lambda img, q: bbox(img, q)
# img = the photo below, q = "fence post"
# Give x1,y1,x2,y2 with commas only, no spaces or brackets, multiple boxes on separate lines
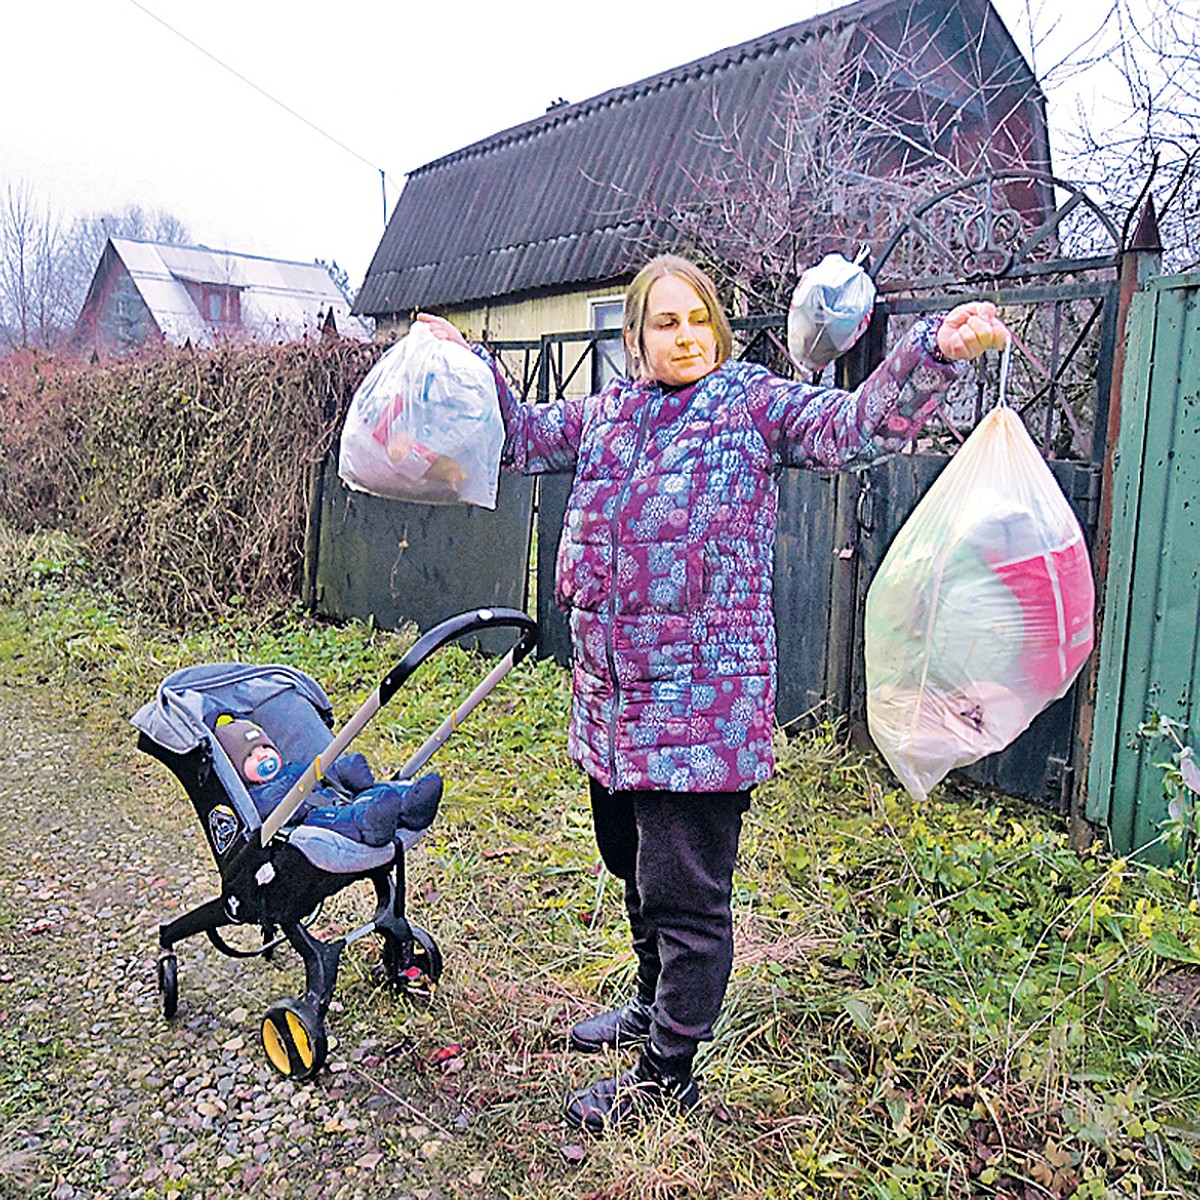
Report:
537,334,552,403
1094,199,1164,583
826,302,889,721
535,335,555,657
1073,198,1163,847
301,457,327,613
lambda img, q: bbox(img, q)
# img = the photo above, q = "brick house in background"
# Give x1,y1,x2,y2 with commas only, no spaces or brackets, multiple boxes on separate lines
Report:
354,0,1053,351
73,238,371,357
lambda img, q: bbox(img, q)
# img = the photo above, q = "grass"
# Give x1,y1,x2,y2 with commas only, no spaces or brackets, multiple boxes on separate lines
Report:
2,523,1200,1198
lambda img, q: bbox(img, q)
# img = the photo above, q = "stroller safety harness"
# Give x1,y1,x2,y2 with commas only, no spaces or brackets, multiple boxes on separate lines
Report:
132,607,537,1078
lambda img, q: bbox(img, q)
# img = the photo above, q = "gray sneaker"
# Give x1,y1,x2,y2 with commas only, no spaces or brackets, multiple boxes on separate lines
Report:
568,996,653,1053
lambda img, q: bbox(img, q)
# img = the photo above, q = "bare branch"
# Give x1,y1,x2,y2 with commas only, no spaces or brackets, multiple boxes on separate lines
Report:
1040,0,1199,267
617,16,1043,312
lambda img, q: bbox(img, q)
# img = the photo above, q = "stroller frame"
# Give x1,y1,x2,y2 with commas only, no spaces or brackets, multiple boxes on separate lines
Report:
134,608,537,1078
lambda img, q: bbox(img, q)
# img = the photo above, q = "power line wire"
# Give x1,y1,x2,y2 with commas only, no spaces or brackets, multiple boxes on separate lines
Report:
125,0,399,220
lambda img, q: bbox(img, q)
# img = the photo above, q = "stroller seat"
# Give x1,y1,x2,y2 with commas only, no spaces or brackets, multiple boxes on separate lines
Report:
286,825,396,873
132,661,442,1079
132,607,537,1080
135,661,440,862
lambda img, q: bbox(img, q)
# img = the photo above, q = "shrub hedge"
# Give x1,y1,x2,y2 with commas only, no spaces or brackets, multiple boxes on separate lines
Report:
0,337,380,621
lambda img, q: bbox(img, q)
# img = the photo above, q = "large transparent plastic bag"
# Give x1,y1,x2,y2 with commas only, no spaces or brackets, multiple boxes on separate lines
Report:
864,373,1095,801
786,251,877,373
338,322,503,508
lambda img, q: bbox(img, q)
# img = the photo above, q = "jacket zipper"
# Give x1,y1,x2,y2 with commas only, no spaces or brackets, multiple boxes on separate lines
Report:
605,384,659,787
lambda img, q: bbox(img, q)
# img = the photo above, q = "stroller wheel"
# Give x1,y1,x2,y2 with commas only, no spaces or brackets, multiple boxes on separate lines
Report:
157,953,179,1020
384,925,444,998
261,999,327,1079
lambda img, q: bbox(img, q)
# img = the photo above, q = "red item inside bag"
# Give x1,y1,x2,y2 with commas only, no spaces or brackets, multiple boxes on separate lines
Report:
991,540,1095,696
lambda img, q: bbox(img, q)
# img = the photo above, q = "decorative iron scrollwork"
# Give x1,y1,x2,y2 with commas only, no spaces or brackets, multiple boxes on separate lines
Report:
961,201,1025,277
873,171,1122,290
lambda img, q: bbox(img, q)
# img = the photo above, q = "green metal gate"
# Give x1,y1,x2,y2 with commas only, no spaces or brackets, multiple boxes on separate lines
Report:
1088,271,1200,859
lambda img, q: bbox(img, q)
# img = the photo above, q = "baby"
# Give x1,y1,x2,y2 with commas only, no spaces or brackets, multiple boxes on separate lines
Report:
213,716,440,848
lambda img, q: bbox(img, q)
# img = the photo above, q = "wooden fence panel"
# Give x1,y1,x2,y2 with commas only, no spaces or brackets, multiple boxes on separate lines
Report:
310,454,534,654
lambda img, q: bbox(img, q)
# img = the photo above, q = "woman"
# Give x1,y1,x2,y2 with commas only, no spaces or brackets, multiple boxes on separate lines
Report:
420,255,1007,1133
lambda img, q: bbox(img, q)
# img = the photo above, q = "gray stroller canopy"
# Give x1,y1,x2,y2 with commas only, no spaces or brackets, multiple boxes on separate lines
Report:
131,662,338,831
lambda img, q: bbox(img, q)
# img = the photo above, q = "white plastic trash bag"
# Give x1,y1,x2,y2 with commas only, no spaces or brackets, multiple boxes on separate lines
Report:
864,383,1095,801
338,322,503,508
787,252,877,373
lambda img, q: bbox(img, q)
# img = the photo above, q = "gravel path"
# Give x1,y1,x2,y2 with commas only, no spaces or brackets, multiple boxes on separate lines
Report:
0,675,464,1200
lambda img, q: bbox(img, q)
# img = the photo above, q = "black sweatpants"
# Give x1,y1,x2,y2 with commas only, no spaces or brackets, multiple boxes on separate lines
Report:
588,777,751,1062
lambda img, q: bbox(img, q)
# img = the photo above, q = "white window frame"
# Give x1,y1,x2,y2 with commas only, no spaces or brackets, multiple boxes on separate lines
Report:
589,296,625,392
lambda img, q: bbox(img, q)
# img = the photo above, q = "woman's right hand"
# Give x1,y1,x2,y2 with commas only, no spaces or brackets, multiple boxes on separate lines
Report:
937,302,1008,360
416,312,469,347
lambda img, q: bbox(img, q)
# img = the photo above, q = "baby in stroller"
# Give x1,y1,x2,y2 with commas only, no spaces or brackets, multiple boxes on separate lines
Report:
136,607,538,1080
211,714,441,847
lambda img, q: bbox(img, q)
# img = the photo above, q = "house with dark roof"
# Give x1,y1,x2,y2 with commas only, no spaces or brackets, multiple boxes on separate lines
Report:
354,0,1051,348
74,238,371,358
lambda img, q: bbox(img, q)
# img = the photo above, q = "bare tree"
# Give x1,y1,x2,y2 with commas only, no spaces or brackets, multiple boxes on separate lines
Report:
0,183,75,351
619,0,1198,307
619,7,1046,315
63,205,191,319
0,190,193,353
316,258,354,304
1039,0,1199,269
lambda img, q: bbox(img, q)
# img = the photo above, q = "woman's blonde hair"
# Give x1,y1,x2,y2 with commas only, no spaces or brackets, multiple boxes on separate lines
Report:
623,254,734,380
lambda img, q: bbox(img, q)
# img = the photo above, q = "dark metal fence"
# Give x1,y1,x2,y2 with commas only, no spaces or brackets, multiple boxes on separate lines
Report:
309,460,535,657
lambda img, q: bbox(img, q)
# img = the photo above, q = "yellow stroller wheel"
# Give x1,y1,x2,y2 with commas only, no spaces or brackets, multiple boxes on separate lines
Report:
261,998,327,1079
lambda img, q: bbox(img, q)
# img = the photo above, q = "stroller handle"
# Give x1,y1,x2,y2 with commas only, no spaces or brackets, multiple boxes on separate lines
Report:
254,608,538,846
379,607,537,706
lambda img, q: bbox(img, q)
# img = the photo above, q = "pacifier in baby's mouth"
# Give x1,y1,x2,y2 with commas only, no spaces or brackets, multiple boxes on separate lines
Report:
243,746,282,783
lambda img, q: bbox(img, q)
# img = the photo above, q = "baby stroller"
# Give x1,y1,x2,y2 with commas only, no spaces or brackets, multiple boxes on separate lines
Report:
132,607,537,1080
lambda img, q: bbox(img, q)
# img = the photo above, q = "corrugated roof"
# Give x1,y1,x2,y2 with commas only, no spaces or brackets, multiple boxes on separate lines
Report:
355,0,1045,317
109,238,372,345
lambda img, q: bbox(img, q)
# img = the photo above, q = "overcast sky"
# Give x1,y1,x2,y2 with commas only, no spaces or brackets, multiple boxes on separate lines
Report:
3,0,1140,291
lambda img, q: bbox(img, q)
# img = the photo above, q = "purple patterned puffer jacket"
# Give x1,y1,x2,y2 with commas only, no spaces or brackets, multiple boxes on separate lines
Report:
487,317,962,793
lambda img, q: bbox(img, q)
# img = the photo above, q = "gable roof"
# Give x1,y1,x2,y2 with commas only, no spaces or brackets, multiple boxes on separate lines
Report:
82,238,370,346
355,0,1046,318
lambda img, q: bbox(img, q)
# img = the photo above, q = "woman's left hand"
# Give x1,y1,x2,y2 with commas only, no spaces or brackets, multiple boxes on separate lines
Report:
938,302,1009,361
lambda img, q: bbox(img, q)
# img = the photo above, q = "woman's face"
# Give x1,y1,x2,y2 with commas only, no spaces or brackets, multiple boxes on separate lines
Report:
635,274,718,387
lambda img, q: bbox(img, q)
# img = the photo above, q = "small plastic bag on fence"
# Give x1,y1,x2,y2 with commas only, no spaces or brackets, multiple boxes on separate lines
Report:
338,321,503,508
864,374,1095,801
786,251,877,373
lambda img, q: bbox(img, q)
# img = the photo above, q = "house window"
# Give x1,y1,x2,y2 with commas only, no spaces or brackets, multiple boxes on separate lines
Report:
590,298,625,392
189,284,241,330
